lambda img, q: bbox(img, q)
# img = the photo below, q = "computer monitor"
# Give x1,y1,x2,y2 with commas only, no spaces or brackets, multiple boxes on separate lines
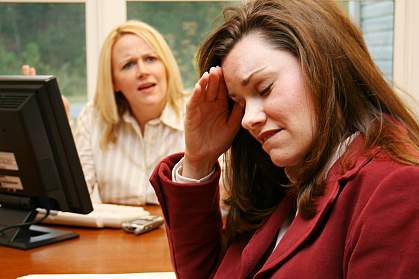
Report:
0,75,93,250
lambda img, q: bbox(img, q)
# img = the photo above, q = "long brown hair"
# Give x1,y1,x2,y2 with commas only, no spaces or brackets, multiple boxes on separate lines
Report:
197,0,419,244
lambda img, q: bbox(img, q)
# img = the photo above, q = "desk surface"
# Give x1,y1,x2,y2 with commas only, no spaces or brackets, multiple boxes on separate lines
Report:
0,205,172,279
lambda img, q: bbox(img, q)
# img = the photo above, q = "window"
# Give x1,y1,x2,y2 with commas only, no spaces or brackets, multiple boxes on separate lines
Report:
347,0,394,81
1,0,409,116
127,1,236,90
0,2,87,106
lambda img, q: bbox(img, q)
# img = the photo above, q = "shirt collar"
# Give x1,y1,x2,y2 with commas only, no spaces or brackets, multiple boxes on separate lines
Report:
324,132,359,177
121,102,184,131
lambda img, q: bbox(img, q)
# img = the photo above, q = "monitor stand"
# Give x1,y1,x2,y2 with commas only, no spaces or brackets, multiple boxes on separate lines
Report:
0,207,78,250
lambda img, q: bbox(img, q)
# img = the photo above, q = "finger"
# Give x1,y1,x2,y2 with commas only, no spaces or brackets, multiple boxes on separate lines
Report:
217,67,228,101
198,71,209,90
206,67,220,101
187,83,203,111
187,71,210,110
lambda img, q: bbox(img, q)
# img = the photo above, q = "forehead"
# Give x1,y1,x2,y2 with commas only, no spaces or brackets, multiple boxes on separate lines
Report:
222,33,276,86
112,33,154,55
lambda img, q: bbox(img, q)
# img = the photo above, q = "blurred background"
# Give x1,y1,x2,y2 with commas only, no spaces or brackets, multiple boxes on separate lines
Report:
0,0,418,117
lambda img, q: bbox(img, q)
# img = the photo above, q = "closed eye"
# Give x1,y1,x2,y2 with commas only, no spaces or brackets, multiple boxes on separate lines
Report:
259,83,273,97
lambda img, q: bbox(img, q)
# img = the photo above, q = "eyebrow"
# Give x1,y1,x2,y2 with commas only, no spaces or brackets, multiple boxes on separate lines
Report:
241,66,267,86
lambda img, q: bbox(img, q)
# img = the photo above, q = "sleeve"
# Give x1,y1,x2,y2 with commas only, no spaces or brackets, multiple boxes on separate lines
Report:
150,153,224,279
345,166,419,278
172,157,216,183
74,105,100,202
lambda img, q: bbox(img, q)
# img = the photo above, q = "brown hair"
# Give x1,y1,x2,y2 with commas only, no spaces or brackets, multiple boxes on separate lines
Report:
197,0,419,244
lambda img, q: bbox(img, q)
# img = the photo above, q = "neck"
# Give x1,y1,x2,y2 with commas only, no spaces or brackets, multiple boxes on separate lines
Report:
132,100,166,134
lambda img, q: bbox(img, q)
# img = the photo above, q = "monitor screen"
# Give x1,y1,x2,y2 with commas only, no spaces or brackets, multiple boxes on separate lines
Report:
0,75,93,249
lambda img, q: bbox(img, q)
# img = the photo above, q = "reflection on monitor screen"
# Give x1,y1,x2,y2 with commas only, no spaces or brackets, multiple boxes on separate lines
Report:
0,76,93,250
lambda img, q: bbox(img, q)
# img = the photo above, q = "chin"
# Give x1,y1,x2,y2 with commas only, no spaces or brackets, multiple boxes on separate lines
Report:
270,153,299,168
138,95,165,105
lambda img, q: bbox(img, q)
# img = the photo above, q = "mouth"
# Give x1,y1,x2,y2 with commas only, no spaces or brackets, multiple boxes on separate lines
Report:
257,129,282,144
137,82,156,91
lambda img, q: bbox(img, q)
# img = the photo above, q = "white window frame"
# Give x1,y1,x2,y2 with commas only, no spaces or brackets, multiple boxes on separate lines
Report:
394,0,419,117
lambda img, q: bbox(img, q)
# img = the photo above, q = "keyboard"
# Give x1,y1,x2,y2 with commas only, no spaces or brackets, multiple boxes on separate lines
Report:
37,203,150,228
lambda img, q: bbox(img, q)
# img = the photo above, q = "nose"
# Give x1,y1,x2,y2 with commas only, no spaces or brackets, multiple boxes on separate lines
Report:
241,97,266,131
136,60,150,78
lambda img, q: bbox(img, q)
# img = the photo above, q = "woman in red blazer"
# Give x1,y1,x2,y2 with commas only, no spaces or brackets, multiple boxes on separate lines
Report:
150,0,419,278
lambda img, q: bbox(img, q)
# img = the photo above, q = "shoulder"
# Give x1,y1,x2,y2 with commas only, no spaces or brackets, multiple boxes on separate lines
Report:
358,155,419,191
339,152,419,227
77,102,103,122
75,101,106,131
342,157,419,278
334,142,419,221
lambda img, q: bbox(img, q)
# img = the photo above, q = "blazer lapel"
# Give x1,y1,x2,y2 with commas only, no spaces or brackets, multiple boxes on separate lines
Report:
239,195,294,278
254,136,373,277
256,175,341,277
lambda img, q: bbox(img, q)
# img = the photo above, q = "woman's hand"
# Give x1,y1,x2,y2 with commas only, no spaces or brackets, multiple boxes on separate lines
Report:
21,64,36,75
183,66,244,179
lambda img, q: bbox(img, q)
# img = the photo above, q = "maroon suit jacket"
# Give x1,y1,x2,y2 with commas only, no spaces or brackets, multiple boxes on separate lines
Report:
150,137,419,278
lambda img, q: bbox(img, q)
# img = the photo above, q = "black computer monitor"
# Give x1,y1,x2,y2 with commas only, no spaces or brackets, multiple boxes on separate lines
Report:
0,75,93,250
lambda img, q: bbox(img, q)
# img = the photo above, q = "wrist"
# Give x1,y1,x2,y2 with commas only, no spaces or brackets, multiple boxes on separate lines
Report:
182,156,215,179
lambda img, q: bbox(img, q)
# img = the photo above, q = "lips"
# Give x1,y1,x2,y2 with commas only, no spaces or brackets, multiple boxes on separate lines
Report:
137,82,156,91
257,129,282,144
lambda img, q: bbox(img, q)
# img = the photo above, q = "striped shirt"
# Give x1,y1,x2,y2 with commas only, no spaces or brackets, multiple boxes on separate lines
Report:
74,102,185,205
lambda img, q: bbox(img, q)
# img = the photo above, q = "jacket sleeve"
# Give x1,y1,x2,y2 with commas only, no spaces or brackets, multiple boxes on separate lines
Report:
345,165,419,278
149,153,224,279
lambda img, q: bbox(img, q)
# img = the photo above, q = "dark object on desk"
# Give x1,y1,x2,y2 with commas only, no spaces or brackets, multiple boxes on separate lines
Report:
122,215,164,235
0,75,93,250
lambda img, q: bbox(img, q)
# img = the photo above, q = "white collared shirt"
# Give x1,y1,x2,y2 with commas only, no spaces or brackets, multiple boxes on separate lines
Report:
75,101,185,205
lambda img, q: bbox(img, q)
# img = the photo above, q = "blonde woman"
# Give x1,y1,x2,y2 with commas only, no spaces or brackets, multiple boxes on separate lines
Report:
76,20,187,205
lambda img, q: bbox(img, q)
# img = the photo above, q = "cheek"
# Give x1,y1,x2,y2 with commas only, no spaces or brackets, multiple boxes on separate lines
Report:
113,70,133,92
154,63,167,80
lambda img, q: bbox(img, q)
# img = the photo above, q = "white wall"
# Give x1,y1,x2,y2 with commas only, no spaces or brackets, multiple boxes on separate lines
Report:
394,0,419,118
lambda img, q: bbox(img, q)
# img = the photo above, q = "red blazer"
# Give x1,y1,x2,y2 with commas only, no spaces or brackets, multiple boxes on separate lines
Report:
150,137,419,278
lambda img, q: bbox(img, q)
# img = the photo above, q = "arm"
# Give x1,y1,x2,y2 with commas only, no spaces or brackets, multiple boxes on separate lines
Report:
149,67,242,278
150,153,224,279
345,166,419,278
74,105,101,202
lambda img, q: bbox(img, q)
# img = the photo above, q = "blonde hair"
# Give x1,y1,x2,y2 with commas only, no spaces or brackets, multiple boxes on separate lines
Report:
93,20,186,148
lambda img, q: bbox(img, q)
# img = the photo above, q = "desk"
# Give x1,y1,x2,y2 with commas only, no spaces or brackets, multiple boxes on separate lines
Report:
0,206,172,279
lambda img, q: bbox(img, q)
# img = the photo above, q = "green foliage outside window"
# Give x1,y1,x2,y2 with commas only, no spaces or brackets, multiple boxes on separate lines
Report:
0,3,86,104
128,1,237,91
